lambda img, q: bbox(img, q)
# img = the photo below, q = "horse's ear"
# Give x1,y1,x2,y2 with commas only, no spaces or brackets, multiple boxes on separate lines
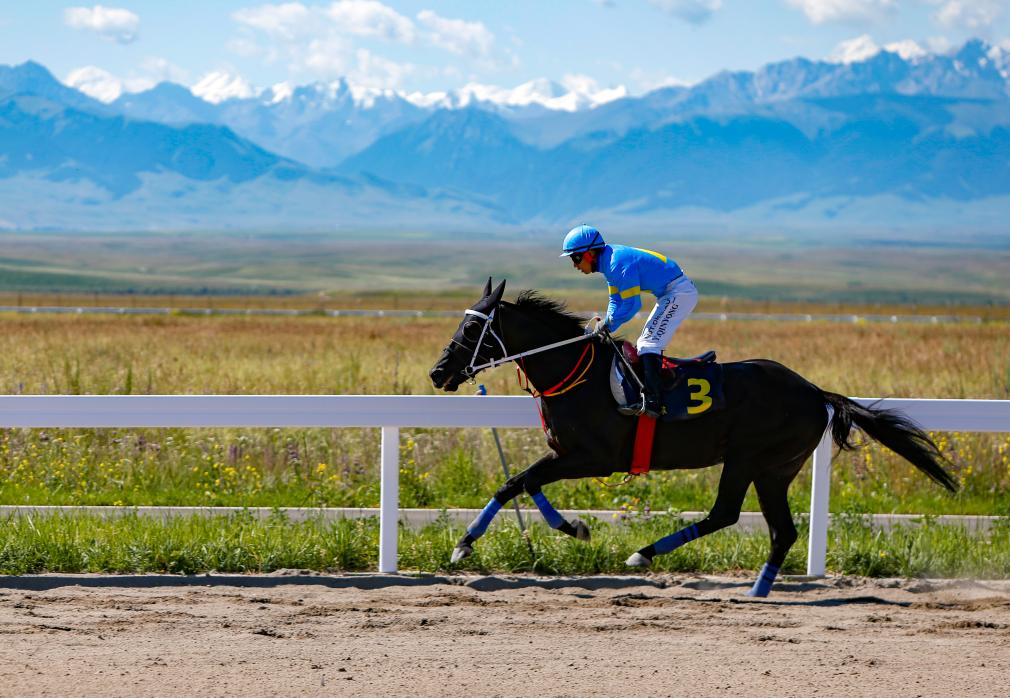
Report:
490,279,506,304
482,277,493,298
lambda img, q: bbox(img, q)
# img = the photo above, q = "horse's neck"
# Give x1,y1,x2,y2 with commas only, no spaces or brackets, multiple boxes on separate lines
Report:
501,307,604,393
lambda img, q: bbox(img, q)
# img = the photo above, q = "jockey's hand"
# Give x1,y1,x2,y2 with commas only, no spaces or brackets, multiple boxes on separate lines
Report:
584,315,604,336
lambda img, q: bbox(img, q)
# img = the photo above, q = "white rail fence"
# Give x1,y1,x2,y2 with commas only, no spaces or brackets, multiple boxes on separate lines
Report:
0,395,1007,576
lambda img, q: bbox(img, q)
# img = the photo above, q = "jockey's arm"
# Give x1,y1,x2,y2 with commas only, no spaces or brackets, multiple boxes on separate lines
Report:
603,269,642,332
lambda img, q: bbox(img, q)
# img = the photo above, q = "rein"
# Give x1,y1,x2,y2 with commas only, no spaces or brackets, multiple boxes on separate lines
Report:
455,299,638,489
463,306,593,375
459,305,596,392
517,341,595,398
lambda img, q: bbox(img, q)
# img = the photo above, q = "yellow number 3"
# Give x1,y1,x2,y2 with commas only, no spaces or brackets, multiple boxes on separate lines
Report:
687,378,712,415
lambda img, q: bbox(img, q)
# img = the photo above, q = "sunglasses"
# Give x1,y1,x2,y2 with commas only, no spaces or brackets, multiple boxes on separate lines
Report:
570,251,586,265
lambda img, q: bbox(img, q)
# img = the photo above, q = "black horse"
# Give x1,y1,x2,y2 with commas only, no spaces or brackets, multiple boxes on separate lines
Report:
428,279,957,596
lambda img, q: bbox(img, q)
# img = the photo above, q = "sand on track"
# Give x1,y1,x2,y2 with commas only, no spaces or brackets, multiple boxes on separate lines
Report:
1,572,1009,697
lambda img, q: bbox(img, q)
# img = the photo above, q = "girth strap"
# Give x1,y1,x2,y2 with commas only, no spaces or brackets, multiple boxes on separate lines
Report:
630,414,657,475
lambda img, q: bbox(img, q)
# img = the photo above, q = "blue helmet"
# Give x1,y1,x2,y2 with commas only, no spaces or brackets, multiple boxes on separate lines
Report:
559,224,605,257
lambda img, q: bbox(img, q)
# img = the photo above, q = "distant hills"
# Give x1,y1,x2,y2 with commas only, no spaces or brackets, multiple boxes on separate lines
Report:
1,39,1009,235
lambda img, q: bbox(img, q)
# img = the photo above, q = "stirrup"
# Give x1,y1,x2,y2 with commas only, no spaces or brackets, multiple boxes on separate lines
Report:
617,401,644,416
642,403,663,419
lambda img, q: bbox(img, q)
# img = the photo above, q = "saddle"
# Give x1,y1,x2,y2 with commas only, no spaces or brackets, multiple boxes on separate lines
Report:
622,341,716,377
610,342,724,421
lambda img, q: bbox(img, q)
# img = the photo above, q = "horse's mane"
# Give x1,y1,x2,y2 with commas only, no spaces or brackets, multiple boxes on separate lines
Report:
511,290,586,337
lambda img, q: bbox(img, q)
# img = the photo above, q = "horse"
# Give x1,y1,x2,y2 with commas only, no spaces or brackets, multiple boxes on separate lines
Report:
428,279,957,596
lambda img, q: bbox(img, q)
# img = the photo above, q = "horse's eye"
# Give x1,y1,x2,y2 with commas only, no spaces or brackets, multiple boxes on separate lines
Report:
461,321,484,342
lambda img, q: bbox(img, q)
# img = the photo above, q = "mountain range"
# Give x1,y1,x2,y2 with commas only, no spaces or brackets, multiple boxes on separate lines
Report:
1,39,1009,235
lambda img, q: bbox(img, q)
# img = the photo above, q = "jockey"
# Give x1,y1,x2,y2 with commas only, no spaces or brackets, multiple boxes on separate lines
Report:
561,224,698,418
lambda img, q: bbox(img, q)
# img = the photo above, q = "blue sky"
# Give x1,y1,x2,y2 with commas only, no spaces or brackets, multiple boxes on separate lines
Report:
2,1,1008,101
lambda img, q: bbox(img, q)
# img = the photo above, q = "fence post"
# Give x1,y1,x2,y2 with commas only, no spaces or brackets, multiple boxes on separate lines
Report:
379,426,399,573
806,409,834,576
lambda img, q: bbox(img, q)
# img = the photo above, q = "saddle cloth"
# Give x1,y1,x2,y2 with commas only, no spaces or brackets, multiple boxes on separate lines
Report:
610,346,725,421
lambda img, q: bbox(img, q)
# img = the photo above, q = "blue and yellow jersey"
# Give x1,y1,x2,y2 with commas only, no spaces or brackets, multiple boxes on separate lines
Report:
598,244,684,331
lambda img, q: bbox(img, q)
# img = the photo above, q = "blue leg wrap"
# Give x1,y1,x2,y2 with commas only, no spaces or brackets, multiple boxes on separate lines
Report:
466,498,502,539
747,563,780,597
532,492,565,529
654,523,700,555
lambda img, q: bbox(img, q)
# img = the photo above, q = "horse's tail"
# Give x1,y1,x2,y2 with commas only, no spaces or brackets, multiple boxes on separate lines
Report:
821,391,958,493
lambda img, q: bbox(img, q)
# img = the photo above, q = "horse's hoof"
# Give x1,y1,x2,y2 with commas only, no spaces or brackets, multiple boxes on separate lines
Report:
625,552,652,568
745,587,769,598
451,545,472,563
572,519,591,541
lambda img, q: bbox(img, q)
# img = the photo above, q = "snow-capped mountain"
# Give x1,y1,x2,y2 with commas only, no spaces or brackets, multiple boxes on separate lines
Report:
108,74,627,166
1,39,1009,232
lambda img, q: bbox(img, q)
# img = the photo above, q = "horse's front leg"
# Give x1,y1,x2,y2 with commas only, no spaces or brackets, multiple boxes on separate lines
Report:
451,451,601,563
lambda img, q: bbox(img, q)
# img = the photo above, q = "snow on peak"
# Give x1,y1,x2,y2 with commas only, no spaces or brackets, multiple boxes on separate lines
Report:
63,65,155,103
267,81,293,104
401,75,626,111
349,84,398,108
884,39,928,61
192,71,256,104
826,36,1007,70
65,65,125,102
829,35,883,64
988,40,1010,79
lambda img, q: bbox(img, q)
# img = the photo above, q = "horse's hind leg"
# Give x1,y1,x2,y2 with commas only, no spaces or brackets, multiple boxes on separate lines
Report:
747,465,803,597
626,459,752,567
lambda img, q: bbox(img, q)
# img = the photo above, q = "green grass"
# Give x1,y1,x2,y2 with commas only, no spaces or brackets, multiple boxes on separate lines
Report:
2,427,1009,516
2,511,1010,578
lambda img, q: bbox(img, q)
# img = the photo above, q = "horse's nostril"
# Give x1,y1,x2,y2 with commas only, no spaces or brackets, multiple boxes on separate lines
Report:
430,366,447,387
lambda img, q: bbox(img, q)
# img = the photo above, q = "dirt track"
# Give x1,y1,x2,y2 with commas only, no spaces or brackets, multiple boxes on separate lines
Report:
2,572,1009,697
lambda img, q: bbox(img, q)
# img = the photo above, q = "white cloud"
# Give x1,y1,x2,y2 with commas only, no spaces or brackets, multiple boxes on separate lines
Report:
930,1,1003,30
351,48,414,88
231,2,500,87
192,71,257,103
327,0,415,42
417,10,494,56
63,5,139,44
232,2,314,40
649,0,722,24
303,36,354,75
924,35,954,53
234,1,415,43
786,0,896,24
64,65,155,102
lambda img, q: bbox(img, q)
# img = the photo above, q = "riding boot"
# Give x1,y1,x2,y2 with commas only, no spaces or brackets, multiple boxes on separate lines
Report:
640,352,665,419
617,353,666,418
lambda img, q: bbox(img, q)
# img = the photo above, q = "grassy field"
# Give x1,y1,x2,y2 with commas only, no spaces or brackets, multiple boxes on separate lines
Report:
1,231,1008,576
2,512,1010,578
0,309,1007,519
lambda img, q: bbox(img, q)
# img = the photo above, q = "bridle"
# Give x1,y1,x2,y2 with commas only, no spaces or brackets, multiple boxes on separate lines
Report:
453,306,509,380
451,301,595,383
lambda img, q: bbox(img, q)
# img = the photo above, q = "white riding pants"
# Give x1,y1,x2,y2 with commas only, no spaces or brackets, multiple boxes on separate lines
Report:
636,275,698,355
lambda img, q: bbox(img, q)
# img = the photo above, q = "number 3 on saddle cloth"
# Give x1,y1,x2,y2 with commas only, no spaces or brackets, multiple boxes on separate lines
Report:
609,341,725,421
